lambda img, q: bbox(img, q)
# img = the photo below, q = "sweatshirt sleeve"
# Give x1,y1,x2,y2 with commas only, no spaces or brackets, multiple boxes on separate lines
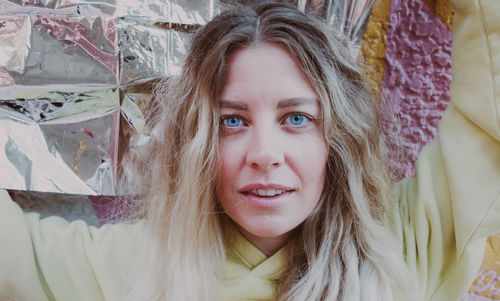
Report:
0,190,144,301
388,0,500,300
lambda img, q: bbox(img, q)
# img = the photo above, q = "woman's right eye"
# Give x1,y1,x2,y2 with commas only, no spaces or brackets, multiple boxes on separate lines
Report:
221,116,243,128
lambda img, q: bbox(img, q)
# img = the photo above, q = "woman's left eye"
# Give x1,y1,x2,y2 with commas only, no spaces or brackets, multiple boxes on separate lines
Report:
284,113,310,126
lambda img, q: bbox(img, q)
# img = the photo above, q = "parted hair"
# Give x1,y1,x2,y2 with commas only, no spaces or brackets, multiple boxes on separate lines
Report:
122,1,414,300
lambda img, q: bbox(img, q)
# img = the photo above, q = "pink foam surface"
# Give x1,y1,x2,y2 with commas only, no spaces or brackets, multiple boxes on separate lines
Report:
381,0,452,181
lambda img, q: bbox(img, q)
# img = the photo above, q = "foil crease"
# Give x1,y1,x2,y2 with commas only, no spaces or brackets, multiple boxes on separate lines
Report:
119,18,191,84
0,17,28,74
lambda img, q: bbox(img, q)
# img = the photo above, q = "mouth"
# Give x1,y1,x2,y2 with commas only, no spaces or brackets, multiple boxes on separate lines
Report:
242,188,293,198
239,185,295,208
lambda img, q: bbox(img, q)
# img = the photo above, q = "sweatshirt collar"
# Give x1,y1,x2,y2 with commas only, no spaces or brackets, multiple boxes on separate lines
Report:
224,222,287,280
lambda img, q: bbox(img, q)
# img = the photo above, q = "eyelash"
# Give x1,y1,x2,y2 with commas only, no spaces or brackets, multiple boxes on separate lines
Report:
220,115,247,129
283,113,312,126
219,112,314,130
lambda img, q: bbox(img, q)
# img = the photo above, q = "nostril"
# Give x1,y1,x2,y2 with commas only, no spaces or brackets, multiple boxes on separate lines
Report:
245,144,285,169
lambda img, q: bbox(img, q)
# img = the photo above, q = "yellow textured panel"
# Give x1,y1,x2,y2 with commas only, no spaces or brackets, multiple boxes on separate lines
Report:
423,0,455,30
359,0,392,103
467,234,500,298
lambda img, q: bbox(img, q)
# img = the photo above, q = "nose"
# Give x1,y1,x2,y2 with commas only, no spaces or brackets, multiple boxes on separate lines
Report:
245,125,284,170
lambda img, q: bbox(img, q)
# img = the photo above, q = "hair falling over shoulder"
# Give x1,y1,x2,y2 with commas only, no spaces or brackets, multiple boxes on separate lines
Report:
120,1,416,300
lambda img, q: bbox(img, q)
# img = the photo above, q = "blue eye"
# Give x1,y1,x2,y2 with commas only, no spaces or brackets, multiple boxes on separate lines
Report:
285,114,309,126
222,116,242,127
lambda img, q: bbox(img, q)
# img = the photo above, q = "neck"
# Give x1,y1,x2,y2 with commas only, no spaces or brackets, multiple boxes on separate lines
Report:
235,224,290,256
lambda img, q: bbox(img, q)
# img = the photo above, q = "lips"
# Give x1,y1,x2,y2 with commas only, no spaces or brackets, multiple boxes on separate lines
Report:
248,188,285,197
240,184,295,195
239,184,295,208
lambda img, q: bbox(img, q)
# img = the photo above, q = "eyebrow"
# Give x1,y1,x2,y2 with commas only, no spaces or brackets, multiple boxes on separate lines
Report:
219,100,248,110
277,97,319,108
219,97,318,110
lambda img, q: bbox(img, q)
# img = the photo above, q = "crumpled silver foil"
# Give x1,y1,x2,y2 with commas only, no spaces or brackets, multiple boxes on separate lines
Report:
0,0,374,197
119,18,192,84
0,86,120,195
0,14,119,85
3,0,225,24
0,14,194,86
297,0,375,55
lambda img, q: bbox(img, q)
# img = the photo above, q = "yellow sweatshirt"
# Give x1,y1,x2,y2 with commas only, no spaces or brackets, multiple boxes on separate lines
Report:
0,0,499,300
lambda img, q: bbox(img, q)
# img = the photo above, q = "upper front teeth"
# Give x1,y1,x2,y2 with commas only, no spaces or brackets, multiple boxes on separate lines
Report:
250,189,284,197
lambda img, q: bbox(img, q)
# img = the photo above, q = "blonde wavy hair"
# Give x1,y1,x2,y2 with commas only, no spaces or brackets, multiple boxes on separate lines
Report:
122,2,414,300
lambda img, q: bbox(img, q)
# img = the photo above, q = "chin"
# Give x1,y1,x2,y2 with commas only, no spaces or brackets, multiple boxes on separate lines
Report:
243,220,295,239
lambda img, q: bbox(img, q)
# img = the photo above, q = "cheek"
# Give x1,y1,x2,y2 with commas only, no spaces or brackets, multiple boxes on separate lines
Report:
299,139,328,196
216,140,243,198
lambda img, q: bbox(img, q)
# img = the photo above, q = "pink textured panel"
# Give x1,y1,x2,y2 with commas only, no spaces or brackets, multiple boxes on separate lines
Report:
381,0,452,181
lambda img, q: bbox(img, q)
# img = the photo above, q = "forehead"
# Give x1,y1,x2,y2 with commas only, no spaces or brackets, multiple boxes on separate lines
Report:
220,42,317,103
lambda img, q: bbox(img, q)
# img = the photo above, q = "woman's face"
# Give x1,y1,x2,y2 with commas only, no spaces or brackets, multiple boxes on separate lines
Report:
216,42,329,255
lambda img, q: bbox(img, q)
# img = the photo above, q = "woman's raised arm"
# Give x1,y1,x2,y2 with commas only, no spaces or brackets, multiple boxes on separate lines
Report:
389,0,500,299
0,190,144,301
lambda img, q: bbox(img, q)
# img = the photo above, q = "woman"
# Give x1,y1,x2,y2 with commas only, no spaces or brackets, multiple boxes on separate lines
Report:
124,2,412,300
1,0,499,300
